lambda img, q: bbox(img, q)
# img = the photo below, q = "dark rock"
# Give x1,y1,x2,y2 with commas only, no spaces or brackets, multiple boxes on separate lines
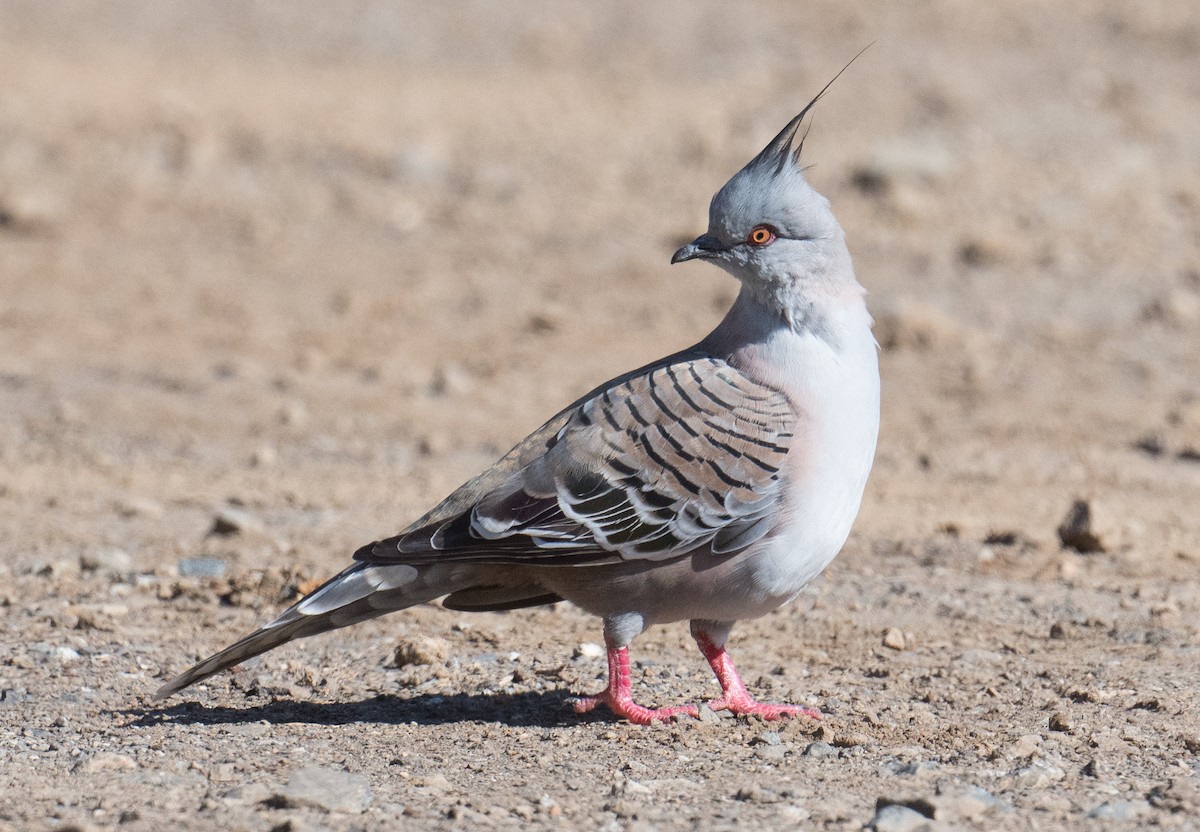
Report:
1057,499,1106,553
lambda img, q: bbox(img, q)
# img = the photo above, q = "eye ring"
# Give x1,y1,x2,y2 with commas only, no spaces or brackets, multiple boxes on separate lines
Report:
747,225,776,246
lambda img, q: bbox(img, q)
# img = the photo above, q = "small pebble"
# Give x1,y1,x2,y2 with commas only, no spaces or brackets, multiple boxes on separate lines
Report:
274,765,372,813
1087,800,1151,821
38,559,81,580
867,804,930,832
414,773,452,793
537,794,562,817
573,642,604,659
79,548,133,574
882,627,906,651
209,506,263,537
958,649,1003,665
114,496,165,518
178,557,228,579
1014,760,1065,789
391,636,450,667
251,445,278,467
614,777,651,796
429,363,473,397
833,730,873,748
1010,734,1042,758
1142,288,1200,327
935,785,1008,821
959,235,1010,267
733,784,775,802
78,752,137,773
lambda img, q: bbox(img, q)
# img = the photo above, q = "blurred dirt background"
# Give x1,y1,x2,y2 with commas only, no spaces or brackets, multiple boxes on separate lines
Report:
2,2,1199,830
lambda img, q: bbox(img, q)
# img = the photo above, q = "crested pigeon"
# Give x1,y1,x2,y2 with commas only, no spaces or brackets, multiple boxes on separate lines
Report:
156,79,880,724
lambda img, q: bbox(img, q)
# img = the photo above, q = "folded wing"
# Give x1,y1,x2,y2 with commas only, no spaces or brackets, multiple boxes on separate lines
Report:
359,357,796,567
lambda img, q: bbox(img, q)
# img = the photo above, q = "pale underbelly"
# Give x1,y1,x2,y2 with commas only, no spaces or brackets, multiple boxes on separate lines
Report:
535,519,848,628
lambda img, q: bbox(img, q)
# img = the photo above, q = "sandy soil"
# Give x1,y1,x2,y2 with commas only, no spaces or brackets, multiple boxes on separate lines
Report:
2,2,1199,830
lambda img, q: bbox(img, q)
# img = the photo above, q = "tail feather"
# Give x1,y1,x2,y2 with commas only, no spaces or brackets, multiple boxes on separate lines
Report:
153,562,448,700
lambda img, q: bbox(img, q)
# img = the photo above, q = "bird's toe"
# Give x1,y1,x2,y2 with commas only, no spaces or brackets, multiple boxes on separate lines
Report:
706,694,821,721
569,690,699,725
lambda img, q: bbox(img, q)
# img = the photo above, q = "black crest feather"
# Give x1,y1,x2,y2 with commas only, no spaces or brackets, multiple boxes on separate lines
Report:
750,45,872,174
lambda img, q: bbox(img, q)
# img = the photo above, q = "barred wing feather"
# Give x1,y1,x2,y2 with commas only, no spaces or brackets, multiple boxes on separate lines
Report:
358,357,795,566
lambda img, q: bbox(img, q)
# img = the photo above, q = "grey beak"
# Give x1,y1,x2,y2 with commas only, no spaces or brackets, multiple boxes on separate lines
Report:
671,234,725,264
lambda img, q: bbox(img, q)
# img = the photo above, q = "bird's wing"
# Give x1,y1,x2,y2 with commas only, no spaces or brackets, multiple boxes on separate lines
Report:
358,355,796,566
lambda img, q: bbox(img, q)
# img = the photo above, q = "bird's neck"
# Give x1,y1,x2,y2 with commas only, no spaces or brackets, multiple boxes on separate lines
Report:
701,282,871,358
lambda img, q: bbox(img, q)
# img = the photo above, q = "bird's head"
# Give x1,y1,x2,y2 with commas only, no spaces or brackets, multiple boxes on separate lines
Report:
672,67,863,319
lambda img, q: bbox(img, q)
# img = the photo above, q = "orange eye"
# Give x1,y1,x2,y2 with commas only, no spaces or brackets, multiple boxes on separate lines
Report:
748,225,776,246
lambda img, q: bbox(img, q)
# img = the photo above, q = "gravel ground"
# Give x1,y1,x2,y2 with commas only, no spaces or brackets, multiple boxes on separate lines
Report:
2,2,1199,830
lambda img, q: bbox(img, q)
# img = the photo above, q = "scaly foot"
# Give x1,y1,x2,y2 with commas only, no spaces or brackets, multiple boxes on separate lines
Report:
570,644,699,725
705,692,821,721
570,690,699,724
694,630,822,721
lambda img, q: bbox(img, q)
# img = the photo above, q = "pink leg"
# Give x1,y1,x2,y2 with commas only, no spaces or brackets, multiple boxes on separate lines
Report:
570,645,700,725
695,632,821,721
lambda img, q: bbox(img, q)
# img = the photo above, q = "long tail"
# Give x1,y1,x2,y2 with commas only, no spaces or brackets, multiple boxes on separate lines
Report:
154,561,454,700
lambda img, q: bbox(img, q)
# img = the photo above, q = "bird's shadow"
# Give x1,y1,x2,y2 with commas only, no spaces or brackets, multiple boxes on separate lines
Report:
125,689,602,729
